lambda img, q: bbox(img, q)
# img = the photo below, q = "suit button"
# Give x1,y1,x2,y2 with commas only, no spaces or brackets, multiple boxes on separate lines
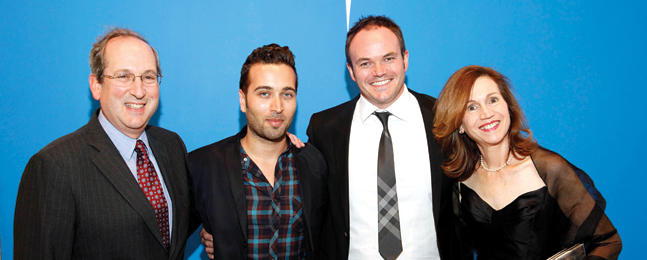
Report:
243,242,248,248
344,232,349,238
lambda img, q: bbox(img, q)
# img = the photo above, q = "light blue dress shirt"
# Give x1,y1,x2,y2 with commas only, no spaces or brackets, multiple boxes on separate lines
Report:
98,110,174,237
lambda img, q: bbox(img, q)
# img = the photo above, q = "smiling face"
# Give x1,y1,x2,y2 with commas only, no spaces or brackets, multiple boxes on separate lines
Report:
460,76,511,149
346,26,409,109
240,63,297,142
89,36,159,139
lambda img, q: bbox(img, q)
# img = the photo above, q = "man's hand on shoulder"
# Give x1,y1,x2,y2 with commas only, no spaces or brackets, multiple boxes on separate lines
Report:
287,132,305,148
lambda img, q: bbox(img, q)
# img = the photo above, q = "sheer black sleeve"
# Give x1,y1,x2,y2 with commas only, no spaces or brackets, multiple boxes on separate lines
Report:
533,148,621,260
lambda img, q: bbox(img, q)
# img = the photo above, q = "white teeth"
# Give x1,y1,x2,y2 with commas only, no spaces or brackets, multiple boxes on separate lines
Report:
480,121,499,130
126,103,144,109
371,79,391,86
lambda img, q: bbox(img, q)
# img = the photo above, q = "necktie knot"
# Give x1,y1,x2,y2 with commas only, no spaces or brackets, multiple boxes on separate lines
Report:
374,111,391,129
135,140,147,155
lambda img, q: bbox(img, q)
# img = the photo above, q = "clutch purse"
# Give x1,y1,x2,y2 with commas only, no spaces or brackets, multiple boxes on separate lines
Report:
547,243,585,260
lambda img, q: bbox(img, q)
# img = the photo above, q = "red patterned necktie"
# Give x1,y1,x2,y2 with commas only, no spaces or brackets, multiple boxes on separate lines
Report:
135,140,170,248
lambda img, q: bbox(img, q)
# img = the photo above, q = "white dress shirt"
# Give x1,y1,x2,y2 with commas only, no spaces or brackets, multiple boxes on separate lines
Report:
98,110,174,236
348,86,440,259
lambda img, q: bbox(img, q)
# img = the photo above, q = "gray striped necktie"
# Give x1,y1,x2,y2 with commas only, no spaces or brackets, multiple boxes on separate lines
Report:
374,111,402,260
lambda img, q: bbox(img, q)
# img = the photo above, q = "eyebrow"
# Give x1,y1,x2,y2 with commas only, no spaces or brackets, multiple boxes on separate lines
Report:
383,51,397,58
282,86,296,92
114,69,158,74
355,57,371,65
354,51,398,65
467,92,501,103
253,86,273,92
253,86,296,92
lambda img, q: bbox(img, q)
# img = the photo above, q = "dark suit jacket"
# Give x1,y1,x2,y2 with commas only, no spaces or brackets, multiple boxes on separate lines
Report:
188,128,328,259
306,90,469,260
14,110,198,260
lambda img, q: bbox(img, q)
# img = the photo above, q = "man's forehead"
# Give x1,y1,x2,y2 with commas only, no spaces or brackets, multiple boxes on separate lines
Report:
105,36,150,52
103,36,156,69
354,26,396,41
349,27,401,58
246,63,296,93
249,63,296,78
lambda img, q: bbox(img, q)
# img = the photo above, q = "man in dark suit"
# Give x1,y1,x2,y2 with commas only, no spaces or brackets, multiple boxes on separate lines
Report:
14,28,198,259
306,16,469,259
189,44,327,259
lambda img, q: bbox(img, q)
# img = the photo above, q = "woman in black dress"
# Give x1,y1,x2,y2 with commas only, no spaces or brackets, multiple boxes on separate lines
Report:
432,65,621,259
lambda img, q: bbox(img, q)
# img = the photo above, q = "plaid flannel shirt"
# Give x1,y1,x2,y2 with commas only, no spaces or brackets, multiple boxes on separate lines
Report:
241,143,305,259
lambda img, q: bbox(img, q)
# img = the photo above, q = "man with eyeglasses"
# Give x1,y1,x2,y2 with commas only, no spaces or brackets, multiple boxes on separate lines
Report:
189,44,327,259
14,27,199,259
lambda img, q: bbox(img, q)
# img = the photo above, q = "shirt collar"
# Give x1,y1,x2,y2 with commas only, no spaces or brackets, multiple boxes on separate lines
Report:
357,84,415,123
239,131,294,159
98,110,150,161
239,133,294,175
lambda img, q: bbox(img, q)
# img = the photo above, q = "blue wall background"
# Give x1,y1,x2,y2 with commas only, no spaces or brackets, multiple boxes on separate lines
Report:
1,1,644,259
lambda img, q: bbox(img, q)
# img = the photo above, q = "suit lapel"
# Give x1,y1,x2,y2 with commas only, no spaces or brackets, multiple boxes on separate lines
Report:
294,148,315,251
411,90,444,224
148,133,175,203
225,130,248,239
333,97,358,229
147,130,179,257
86,117,166,249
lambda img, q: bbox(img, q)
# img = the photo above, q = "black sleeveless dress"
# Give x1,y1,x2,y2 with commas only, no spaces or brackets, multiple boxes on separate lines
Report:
455,148,621,260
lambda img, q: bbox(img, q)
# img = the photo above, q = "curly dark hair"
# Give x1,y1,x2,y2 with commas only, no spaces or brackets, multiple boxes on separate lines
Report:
240,43,297,93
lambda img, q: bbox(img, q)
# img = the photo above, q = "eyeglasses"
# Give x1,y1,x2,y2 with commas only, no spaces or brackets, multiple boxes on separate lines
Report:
103,72,162,86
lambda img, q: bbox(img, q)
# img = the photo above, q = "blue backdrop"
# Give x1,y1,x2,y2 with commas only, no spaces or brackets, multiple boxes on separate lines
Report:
1,1,644,259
